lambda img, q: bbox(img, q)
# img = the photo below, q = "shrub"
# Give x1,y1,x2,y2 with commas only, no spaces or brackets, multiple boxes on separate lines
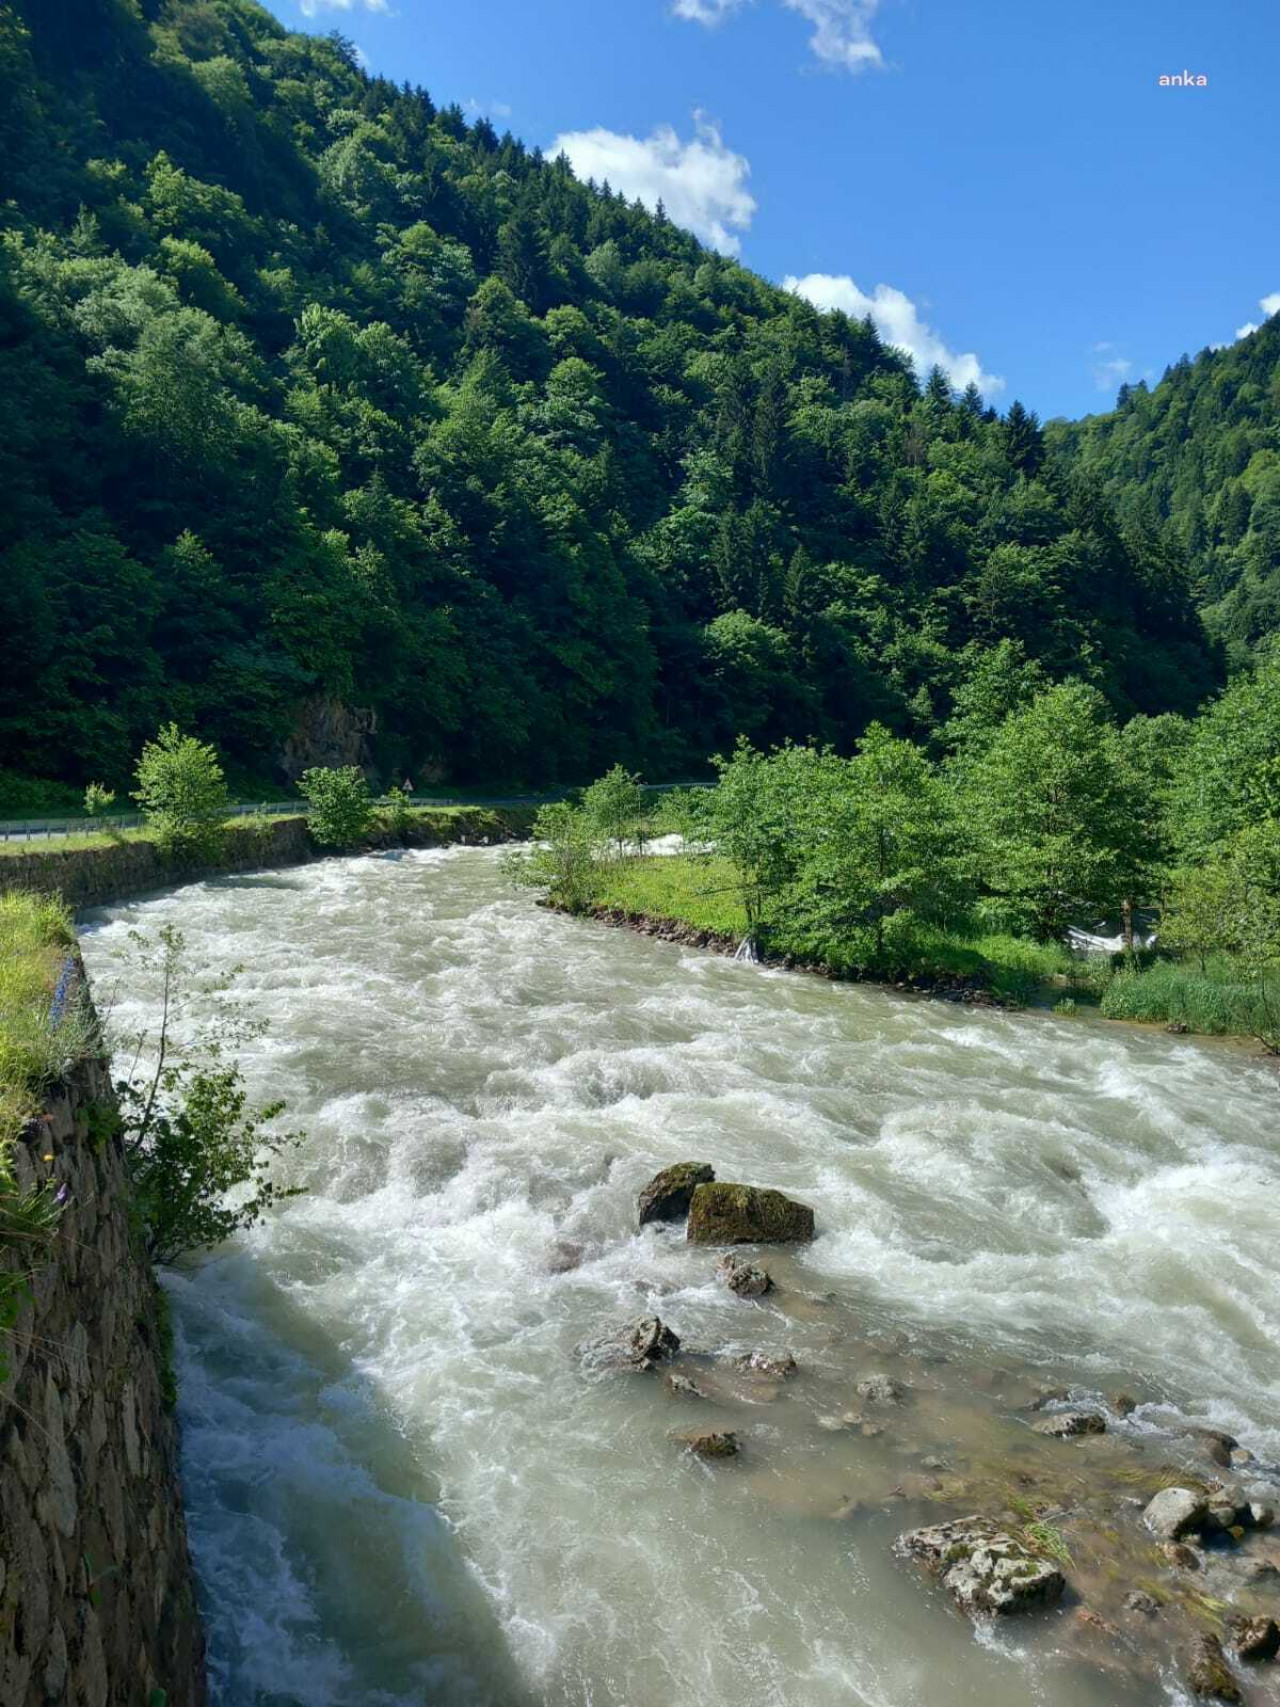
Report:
83,781,117,817
132,724,229,860
299,765,375,847
379,785,414,842
112,924,305,1264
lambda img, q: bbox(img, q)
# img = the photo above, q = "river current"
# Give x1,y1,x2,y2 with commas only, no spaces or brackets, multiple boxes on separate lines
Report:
80,848,1280,1707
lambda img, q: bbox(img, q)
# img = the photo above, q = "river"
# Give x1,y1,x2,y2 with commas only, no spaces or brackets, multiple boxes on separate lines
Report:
80,847,1280,1707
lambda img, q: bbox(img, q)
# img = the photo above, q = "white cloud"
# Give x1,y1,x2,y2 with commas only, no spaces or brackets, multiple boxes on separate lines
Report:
1233,293,1280,343
552,113,756,255
784,272,1003,395
672,0,886,73
782,0,884,71
299,0,388,16
671,0,746,19
1091,341,1132,393
465,95,513,120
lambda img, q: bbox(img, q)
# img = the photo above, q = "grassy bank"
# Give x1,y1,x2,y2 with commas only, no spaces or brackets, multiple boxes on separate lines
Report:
0,892,83,1146
585,854,1077,1006
1099,955,1280,1040
583,853,1280,1044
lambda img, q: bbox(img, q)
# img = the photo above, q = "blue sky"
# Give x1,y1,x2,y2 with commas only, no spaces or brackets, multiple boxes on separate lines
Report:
265,0,1278,420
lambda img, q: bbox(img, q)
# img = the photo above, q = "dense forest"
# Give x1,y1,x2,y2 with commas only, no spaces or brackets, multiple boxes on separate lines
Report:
1050,317,1280,670
0,0,1226,805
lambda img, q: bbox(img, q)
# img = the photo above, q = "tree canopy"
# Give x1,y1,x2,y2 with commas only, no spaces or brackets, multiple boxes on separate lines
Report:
0,0,1222,798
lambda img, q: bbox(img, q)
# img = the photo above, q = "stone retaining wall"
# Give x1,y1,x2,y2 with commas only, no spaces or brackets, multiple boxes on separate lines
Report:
0,1039,207,1706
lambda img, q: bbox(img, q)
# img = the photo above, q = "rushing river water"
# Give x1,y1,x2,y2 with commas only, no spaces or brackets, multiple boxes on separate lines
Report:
80,849,1280,1707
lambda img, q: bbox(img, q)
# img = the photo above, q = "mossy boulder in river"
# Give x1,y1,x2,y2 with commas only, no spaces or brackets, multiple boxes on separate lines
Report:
1185,1632,1243,1701
899,1517,1066,1618
637,1162,715,1226
686,1182,815,1245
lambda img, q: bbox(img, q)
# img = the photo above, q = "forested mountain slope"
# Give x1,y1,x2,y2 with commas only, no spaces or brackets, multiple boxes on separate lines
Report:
1049,317,1280,670
0,0,1220,794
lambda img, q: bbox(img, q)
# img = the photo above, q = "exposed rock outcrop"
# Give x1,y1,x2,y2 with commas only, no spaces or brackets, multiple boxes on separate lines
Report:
686,1182,815,1246
637,1162,715,1227
716,1253,772,1297
899,1517,1066,1618
577,1315,680,1373
1185,1633,1243,1701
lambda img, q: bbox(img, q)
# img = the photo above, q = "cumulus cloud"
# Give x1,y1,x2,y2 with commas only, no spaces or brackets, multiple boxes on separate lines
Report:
552,113,756,255
782,0,885,70
1233,292,1280,343
672,0,886,73
299,0,387,15
1091,341,1133,393
784,272,1003,395
671,0,746,19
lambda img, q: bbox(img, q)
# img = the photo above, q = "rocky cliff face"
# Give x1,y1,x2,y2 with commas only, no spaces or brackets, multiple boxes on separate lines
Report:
0,1042,207,1706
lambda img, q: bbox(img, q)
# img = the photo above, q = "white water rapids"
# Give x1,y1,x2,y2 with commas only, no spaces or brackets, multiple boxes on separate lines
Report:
80,848,1280,1707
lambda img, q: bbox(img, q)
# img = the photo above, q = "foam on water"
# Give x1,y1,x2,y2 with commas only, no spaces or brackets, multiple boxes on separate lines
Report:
80,849,1280,1707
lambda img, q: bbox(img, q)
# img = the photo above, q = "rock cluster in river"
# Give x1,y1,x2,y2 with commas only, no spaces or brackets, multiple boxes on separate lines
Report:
637,1162,716,1226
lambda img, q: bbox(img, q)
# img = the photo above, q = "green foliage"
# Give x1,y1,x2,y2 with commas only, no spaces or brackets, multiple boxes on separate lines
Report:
963,682,1135,940
112,924,305,1265
1049,316,1280,665
0,891,83,1143
580,765,647,858
299,765,374,847
504,800,601,912
83,781,116,817
0,0,1219,800
132,724,229,859
0,891,81,1379
378,785,414,841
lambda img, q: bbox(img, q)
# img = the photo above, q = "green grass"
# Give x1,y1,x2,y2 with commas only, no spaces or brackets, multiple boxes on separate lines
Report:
1100,955,1280,1038
586,854,1076,1001
0,891,82,1145
589,853,749,936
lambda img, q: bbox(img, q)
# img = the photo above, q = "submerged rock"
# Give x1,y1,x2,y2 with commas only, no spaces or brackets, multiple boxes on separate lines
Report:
637,1162,715,1227
664,1371,706,1399
899,1517,1066,1618
1230,1614,1279,1662
732,1350,798,1380
1111,1391,1138,1417
577,1314,680,1373
544,1240,585,1274
1143,1487,1209,1540
686,1182,815,1246
716,1253,773,1297
1032,1410,1106,1438
671,1428,739,1460
1185,1633,1243,1702
856,1373,906,1405
1124,1590,1160,1616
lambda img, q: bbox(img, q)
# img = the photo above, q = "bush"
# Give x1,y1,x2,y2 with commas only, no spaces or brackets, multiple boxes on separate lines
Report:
112,924,306,1264
503,800,600,911
132,724,229,860
83,781,116,817
299,765,375,847
378,785,414,842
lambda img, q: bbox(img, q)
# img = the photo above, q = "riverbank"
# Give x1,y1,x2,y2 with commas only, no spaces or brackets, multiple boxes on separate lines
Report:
0,805,536,912
579,852,1280,1047
579,853,1079,1007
